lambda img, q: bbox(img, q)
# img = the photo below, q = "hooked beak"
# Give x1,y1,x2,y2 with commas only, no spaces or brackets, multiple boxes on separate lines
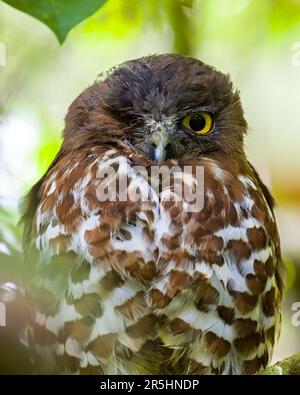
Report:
151,125,171,163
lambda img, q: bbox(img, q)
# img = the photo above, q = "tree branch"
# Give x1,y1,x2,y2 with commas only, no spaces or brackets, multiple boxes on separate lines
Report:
259,353,300,375
166,0,194,56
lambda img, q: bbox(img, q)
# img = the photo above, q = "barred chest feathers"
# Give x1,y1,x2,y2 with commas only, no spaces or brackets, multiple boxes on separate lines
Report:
25,148,283,375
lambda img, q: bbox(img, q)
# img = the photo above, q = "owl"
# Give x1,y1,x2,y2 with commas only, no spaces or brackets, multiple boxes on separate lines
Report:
21,54,285,375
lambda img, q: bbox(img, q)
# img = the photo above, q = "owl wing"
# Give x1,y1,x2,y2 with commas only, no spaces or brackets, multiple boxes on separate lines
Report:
247,162,274,211
247,160,285,296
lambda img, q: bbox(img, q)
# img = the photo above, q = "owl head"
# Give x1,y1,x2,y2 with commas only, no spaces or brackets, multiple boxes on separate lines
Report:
63,54,247,162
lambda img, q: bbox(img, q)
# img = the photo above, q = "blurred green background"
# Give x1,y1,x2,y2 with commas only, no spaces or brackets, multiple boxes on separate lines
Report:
0,0,299,363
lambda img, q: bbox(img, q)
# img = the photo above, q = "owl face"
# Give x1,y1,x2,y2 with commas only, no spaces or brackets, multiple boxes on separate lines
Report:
63,54,248,162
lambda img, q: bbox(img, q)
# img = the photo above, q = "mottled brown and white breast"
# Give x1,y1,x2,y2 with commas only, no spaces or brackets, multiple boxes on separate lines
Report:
24,148,283,375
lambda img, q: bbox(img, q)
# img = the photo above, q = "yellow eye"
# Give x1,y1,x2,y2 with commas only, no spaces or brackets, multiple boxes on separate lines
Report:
182,111,213,134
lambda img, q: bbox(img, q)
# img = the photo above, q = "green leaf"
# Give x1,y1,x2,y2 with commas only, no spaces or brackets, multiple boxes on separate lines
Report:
2,0,108,43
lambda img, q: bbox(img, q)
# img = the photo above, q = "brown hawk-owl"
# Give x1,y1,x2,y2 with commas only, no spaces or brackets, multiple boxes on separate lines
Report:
21,54,285,375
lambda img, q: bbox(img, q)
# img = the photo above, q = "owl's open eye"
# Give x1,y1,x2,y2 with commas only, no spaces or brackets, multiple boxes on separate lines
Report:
182,111,213,134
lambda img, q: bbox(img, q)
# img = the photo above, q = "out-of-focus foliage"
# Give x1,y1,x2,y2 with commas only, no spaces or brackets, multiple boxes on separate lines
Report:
0,0,300,363
260,353,300,375
1,0,108,43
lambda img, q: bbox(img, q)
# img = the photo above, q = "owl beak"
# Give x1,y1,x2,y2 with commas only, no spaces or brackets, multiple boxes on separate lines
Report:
153,141,167,162
151,126,171,163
